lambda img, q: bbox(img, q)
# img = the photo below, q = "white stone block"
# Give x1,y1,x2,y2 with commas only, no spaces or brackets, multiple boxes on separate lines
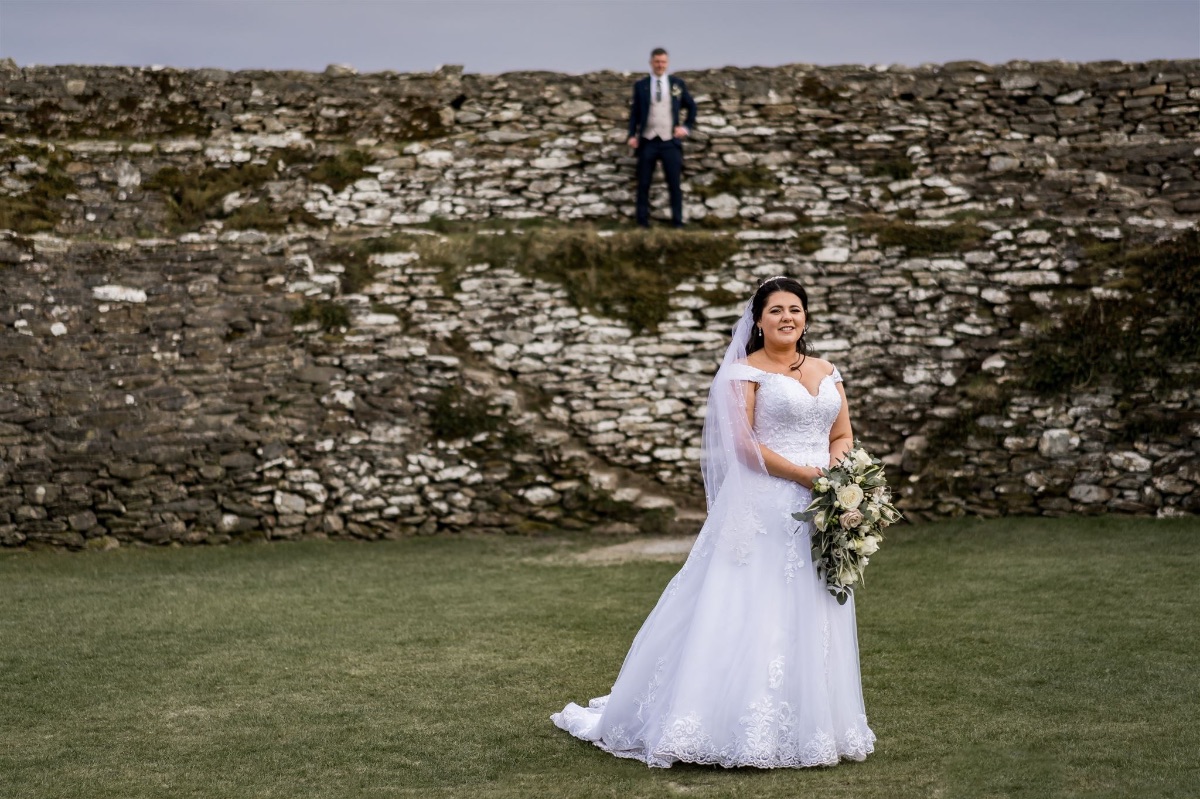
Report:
93,285,147,303
1038,429,1079,458
532,156,575,170
416,150,454,167
813,247,849,263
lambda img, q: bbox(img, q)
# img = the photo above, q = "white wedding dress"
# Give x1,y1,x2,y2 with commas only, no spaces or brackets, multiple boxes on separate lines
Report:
552,362,875,768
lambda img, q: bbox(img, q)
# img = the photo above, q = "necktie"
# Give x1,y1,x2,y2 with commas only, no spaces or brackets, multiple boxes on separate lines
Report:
656,78,662,102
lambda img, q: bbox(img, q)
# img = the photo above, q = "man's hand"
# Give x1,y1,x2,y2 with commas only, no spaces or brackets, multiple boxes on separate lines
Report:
674,126,689,139
627,136,639,149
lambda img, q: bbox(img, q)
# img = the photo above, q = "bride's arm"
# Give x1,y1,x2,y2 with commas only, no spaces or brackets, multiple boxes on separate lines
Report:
745,381,821,489
828,381,853,466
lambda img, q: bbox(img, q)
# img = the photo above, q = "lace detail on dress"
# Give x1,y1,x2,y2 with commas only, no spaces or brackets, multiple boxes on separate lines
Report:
768,656,785,690
802,729,838,766
840,714,876,760
738,697,796,763
661,562,689,599
784,518,805,582
751,366,844,468
634,657,666,722
725,504,765,566
607,723,633,751
639,700,873,769
652,713,717,767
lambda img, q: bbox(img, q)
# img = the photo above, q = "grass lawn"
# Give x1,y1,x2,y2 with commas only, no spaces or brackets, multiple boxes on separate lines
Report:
1,516,1198,799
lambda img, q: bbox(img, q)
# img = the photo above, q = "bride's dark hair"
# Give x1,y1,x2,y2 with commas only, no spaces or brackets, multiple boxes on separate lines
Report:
745,276,811,370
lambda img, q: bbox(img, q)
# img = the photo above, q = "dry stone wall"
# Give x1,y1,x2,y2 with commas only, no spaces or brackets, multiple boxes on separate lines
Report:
3,58,1200,236
1,58,1198,548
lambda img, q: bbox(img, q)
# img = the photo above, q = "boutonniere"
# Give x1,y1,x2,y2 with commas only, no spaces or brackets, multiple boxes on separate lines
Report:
670,84,682,98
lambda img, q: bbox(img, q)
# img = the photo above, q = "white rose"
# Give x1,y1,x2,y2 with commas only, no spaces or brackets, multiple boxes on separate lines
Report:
836,483,864,510
860,535,880,556
852,449,872,468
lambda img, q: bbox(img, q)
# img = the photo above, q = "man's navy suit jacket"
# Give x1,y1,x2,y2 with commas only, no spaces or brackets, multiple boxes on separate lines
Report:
627,75,698,140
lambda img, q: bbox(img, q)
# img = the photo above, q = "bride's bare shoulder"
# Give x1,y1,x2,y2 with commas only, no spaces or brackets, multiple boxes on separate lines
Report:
806,356,836,375
743,352,770,370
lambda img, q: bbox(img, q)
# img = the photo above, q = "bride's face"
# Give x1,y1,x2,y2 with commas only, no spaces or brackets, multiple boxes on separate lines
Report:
759,291,806,348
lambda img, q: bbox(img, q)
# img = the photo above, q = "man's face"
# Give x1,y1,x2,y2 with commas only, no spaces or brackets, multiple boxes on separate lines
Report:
650,54,669,76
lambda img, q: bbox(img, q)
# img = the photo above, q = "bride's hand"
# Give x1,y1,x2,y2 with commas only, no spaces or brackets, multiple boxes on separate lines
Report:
793,465,821,490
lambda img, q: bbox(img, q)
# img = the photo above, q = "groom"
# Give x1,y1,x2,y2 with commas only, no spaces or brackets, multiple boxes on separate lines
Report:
627,47,697,228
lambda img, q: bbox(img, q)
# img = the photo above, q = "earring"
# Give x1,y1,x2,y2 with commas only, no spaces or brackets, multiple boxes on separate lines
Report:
757,327,763,337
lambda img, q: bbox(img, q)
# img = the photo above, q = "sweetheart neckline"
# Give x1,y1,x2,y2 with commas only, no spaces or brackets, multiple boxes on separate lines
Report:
758,370,836,399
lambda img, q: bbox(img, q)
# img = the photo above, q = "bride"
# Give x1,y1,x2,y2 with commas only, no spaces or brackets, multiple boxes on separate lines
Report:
551,276,875,768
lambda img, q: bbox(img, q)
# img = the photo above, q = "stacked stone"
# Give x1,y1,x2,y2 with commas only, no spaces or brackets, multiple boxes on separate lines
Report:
1,58,1198,240
1,58,1199,547
0,230,701,547
3,211,1198,548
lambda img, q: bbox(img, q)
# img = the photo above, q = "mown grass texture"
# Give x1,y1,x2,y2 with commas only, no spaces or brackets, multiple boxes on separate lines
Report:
1,516,1197,799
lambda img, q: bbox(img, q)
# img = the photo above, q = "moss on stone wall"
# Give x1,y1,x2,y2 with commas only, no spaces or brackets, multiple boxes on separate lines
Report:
693,166,779,199
924,228,1200,465
428,384,499,441
869,157,916,181
26,95,210,139
224,202,320,232
394,100,448,140
305,149,372,192
145,162,278,231
331,225,738,332
144,147,373,232
520,228,739,332
0,142,74,234
799,76,841,105
291,299,350,331
325,232,415,294
1024,230,1200,394
418,227,739,333
855,217,989,256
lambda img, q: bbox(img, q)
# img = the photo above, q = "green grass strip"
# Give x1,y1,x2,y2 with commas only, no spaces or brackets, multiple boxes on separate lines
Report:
1,516,1197,798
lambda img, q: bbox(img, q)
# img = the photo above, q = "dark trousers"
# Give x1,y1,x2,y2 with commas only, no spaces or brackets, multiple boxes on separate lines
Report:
636,137,683,227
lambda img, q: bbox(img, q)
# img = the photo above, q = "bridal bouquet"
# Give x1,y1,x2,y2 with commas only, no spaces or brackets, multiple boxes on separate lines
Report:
792,443,901,605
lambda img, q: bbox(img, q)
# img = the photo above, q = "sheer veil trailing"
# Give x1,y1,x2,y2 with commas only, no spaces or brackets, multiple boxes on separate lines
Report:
700,303,768,507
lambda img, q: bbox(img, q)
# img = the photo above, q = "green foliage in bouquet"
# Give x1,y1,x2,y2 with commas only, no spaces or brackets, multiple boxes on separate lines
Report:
793,443,901,605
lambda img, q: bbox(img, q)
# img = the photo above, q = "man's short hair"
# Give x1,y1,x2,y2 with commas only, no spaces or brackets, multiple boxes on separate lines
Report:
650,48,668,58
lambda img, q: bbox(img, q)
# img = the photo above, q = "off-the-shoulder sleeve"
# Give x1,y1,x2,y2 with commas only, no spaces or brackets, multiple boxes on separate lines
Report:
725,363,766,383
829,365,843,384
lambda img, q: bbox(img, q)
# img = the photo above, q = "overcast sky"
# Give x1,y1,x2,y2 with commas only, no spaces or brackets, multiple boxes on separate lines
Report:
1,0,1197,75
